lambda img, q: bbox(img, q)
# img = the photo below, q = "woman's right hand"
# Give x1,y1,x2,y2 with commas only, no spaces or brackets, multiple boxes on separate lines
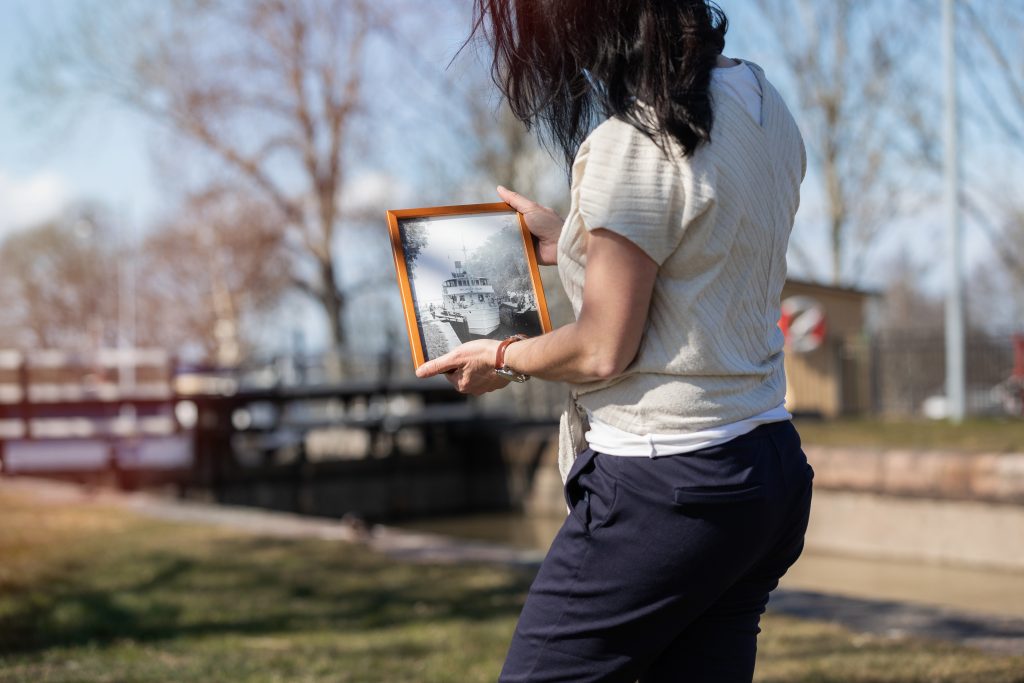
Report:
497,185,563,266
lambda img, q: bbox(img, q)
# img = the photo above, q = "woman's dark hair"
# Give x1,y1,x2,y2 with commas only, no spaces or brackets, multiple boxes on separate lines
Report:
469,0,729,167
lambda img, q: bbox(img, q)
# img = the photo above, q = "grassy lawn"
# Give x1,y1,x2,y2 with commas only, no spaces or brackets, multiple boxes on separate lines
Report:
1,485,1023,682
794,417,1024,453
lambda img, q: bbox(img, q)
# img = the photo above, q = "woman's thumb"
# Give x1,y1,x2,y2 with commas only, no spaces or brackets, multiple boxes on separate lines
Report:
497,185,535,212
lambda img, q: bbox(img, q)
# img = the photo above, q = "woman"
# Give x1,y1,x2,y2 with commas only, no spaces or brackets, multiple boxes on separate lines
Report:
417,2,813,680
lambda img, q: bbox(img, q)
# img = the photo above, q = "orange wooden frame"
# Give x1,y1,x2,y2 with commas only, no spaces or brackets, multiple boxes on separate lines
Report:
385,202,554,370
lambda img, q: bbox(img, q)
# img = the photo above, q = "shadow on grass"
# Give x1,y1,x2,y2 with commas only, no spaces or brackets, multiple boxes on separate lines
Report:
0,535,535,656
770,589,1024,644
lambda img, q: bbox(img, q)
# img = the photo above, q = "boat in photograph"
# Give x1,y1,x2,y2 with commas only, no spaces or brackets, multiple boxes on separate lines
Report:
440,260,500,335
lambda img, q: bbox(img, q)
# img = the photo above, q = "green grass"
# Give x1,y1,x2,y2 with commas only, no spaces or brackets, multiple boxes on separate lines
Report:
795,417,1024,453
1,486,1023,682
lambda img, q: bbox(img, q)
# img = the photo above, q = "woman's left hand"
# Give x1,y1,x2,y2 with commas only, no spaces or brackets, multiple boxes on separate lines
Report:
415,339,511,395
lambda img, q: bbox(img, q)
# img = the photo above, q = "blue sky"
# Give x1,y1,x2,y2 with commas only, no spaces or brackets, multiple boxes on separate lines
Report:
0,1,159,236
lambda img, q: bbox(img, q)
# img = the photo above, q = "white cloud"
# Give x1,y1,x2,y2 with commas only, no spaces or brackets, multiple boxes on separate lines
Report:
0,170,69,238
340,171,413,215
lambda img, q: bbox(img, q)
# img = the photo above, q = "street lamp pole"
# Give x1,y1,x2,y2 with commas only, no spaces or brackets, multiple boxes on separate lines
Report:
943,0,966,423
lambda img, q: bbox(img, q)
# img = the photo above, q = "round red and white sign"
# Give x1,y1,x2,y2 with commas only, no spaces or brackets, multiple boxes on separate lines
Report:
780,296,827,353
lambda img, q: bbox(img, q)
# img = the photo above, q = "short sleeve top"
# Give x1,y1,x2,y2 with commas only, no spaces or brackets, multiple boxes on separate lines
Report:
553,60,806,480
575,117,706,266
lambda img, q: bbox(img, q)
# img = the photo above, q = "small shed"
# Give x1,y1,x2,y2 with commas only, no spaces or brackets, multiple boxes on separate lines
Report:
780,278,876,418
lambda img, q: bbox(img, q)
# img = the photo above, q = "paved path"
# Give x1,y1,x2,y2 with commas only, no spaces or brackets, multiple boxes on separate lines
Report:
129,495,548,566
4,477,1023,655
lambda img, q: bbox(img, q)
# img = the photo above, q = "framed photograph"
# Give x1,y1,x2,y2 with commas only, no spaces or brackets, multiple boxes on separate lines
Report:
385,202,553,369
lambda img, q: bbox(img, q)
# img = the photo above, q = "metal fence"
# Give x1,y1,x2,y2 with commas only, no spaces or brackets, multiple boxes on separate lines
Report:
864,332,1023,418
235,331,1024,423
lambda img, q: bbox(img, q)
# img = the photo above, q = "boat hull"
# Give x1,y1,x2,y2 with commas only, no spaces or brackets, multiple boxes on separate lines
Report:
465,308,501,335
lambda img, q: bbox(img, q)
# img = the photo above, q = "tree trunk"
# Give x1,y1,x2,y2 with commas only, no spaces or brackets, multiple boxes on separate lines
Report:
319,258,346,381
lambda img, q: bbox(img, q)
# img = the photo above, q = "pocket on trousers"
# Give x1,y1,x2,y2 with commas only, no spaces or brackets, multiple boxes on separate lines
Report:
668,436,770,506
563,448,594,523
564,449,617,534
672,481,764,505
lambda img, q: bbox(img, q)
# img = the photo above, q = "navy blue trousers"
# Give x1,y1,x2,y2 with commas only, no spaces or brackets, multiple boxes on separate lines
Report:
500,420,814,683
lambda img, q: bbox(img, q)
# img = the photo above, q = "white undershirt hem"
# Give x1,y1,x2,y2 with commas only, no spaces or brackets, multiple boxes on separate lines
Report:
584,402,792,457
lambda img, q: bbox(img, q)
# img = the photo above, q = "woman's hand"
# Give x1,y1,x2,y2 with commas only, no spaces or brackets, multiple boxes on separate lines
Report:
497,186,563,266
415,339,511,395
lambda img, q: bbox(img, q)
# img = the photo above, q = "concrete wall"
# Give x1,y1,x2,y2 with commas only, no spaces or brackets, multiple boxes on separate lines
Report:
806,490,1024,571
807,446,1024,504
801,445,1024,570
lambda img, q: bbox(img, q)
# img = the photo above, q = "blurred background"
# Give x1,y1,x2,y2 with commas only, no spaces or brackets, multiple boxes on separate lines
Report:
1,1,1023,681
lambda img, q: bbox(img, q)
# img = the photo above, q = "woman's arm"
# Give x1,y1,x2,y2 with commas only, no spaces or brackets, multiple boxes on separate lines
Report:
504,228,657,381
415,227,658,394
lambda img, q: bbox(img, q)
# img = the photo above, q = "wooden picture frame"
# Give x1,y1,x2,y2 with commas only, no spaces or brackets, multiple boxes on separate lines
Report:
385,202,553,370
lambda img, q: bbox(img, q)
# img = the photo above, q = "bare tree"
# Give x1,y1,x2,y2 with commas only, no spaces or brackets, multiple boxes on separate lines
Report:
751,0,935,286
0,273,23,348
0,209,119,350
960,2,1024,152
957,1,1024,301
469,101,570,216
136,188,292,364
19,0,391,377
874,250,944,334
465,223,533,302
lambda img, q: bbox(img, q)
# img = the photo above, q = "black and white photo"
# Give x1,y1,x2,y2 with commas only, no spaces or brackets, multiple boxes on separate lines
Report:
386,204,552,368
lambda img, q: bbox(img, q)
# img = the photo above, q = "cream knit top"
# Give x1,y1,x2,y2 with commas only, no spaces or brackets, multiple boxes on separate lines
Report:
555,60,806,482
